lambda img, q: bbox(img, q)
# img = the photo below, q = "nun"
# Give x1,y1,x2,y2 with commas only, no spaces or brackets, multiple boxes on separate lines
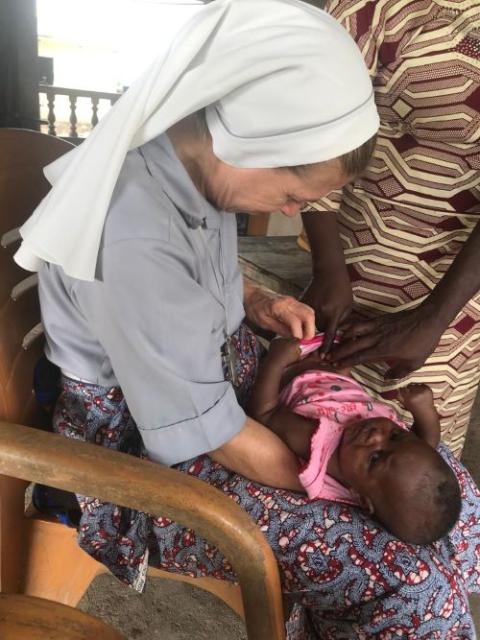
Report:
15,0,478,637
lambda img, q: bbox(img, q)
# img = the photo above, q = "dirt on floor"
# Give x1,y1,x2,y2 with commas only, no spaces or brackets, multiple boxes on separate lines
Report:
79,574,247,640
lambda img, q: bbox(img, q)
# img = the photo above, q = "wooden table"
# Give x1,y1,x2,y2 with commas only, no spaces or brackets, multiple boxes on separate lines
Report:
238,236,311,297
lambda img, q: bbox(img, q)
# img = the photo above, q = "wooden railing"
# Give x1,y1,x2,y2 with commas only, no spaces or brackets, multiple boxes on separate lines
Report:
38,84,122,138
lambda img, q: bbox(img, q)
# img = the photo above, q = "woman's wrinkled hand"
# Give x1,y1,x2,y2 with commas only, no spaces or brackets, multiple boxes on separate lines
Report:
328,307,445,379
244,280,315,339
301,269,352,355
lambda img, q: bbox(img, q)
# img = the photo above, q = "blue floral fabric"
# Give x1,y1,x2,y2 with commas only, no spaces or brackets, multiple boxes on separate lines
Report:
52,325,480,638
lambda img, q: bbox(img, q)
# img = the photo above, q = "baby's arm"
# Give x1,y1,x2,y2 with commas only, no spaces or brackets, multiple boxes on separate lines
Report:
248,338,317,459
398,384,440,448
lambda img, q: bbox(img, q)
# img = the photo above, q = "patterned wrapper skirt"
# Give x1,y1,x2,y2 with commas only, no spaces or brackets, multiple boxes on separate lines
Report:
52,325,480,639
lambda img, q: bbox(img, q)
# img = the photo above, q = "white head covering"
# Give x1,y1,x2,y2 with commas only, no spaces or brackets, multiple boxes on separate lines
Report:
15,0,379,281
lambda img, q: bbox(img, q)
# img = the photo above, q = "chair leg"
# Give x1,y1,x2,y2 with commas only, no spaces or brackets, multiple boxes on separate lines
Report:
0,476,30,593
22,518,105,606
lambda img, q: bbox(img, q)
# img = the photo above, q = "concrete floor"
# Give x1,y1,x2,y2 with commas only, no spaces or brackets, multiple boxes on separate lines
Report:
79,574,246,640
79,398,480,639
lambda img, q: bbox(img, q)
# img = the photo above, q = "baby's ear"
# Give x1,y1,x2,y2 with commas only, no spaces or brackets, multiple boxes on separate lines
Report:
358,494,375,515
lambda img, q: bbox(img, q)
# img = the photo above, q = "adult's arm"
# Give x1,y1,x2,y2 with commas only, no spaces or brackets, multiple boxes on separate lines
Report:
300,210,352,353
210,416,303,490
332,220,480,378
77,236,303,488
299,0,391,353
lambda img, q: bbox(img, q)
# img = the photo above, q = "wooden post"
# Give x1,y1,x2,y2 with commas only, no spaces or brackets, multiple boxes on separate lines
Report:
247,214,270,236
91,96,99,128
46,89,56,136
0,0,40,129
68,95,78,137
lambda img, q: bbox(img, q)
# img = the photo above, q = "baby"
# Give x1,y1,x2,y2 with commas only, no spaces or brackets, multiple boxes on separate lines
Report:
248,336,461,545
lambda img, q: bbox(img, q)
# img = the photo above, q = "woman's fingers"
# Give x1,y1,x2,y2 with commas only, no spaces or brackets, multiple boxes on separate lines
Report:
246,290,316,339
319,314,340,355
272,298,316,339
264,315,307,340
329,334,380,366
340,317,378,339
264,318,295,338
301,312,316,339
282,316,303,339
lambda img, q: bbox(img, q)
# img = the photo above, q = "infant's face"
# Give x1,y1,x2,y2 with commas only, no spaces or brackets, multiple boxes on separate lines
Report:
338,417,435,513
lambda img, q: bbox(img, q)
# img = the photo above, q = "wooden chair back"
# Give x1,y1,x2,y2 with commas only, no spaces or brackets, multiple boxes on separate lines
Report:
0,129,73,427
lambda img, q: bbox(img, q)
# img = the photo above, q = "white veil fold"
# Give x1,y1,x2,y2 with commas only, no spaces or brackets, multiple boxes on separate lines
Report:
15,0,379,281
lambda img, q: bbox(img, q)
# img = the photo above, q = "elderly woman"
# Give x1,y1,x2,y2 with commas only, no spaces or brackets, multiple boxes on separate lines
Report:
18,0,480,637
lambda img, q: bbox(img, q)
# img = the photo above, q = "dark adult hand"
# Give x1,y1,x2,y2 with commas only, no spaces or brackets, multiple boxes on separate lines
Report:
328,306,445,379
301,269,352,355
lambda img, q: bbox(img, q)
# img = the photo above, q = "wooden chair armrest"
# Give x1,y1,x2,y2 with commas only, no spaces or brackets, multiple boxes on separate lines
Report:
0,422,285,640
0,593,125,639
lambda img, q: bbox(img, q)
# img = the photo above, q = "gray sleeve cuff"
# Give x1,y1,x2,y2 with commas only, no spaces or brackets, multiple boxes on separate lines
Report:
138,384,246,466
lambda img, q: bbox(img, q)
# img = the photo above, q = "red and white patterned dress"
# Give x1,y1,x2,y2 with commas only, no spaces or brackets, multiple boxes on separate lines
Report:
307,0,480,456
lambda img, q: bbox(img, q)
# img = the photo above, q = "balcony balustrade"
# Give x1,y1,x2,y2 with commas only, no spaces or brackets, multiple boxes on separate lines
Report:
38,84,121,139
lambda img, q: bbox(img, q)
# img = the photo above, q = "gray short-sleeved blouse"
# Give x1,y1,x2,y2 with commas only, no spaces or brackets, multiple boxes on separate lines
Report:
38,134,246,465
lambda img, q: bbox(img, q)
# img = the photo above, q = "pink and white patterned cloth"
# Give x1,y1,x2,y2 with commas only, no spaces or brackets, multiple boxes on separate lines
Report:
280,370,406,504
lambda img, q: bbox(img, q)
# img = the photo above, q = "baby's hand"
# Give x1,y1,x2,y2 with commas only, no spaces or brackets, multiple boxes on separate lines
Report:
398,383,439,448
398,383,434,412
267,337,301,366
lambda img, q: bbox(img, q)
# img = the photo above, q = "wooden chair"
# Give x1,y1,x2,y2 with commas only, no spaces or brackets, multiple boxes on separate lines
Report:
0,593,125,639
0,128,285,640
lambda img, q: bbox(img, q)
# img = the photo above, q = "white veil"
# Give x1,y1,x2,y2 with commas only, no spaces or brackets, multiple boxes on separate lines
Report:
15,0,378,281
